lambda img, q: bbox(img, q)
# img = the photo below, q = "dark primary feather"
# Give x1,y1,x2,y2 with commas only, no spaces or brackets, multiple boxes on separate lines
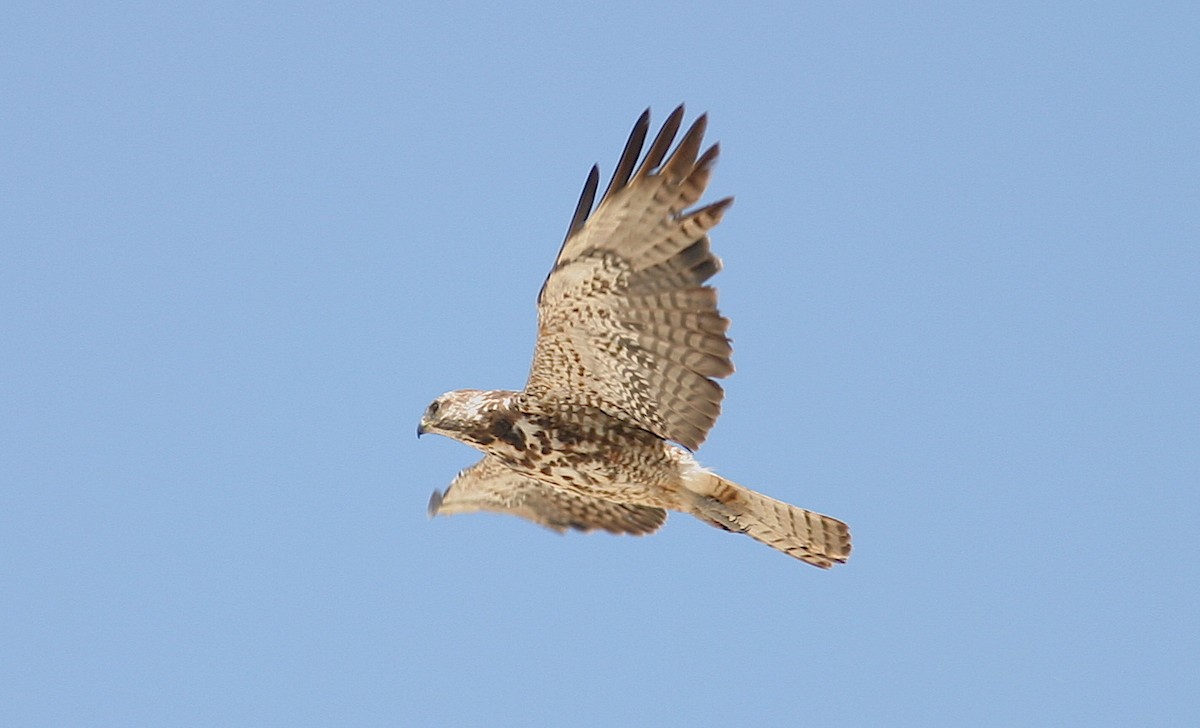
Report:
600,109,650,205
562,166,599,253
633,105,686,181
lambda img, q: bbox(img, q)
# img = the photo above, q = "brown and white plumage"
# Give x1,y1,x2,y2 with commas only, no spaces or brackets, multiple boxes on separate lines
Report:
429,455,666,536
420,107,851,567
528,107,733,451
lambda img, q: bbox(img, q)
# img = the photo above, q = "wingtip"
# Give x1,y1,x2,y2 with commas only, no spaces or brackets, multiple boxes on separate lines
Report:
697,142,721,171
665,103,686,127
427,489,445,518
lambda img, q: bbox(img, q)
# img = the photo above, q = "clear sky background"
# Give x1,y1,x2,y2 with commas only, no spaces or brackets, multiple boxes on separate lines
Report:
3,2,1197,726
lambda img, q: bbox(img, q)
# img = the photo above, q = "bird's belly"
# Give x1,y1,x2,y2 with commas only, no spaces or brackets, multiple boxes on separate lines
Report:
486,416,680,505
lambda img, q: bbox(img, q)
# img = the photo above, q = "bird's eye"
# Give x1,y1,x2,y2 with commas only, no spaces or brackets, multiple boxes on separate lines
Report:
426,400,441,417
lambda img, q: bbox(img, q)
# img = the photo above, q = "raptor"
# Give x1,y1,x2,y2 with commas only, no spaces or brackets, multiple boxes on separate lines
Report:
418,107,851,567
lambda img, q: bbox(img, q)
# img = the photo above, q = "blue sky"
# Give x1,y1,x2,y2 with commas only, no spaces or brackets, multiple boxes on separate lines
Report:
3,2,1197,726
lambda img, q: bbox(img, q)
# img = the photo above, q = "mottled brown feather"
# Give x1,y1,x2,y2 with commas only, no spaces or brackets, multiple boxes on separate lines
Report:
527,106,734,450
429,455,667,535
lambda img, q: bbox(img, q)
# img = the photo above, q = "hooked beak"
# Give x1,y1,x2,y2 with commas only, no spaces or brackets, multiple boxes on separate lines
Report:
416,420,428,438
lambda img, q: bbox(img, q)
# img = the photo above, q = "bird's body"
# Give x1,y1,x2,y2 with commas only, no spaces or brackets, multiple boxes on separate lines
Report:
419,107,851,567
424,389,687,507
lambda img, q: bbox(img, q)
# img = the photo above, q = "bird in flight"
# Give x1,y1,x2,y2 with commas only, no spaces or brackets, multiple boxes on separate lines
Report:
418,106,851,567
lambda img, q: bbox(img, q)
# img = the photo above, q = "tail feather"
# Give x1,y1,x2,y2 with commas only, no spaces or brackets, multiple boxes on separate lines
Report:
684,474,851,568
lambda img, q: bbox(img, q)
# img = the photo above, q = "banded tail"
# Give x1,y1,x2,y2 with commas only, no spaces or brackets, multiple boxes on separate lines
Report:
683,472,851,568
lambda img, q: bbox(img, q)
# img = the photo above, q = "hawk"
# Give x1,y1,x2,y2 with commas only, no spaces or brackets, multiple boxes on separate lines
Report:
418,107,851,567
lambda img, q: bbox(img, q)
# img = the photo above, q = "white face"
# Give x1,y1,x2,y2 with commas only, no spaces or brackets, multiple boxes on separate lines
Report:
418,389,512,440
419,390,473,435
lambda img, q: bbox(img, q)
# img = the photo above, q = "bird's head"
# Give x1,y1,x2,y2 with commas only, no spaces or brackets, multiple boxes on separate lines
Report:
417,389,518,442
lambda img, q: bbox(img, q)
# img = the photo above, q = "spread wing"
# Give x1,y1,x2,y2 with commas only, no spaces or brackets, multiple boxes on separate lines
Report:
526,106,734,450
428,456,667,535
